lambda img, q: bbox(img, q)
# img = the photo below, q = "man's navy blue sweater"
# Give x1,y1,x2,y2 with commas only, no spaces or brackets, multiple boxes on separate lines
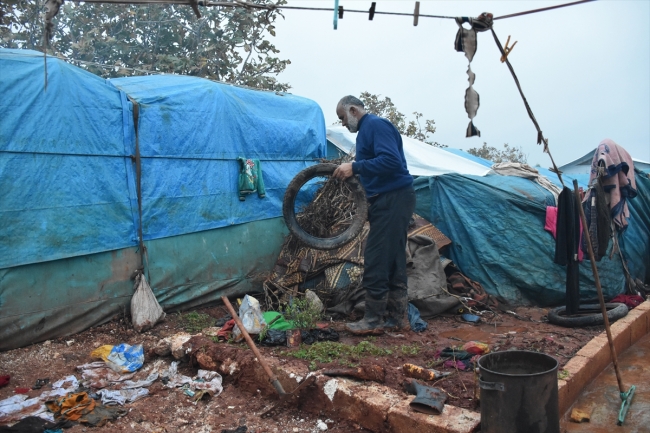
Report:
351,113,413,197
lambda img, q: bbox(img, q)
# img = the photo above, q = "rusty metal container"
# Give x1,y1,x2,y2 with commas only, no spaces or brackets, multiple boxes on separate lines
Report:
478,350,560,433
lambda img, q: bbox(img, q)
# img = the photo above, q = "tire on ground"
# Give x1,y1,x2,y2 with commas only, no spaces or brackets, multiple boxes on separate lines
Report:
282,163,368,250
547,303,628,328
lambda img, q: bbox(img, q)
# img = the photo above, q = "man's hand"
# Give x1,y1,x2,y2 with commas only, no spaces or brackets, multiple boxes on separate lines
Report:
332,162,353,180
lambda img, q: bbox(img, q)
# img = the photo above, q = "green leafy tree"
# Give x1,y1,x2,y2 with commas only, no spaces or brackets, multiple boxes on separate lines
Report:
355,92,446,148
1,0,290,91
467,142,528,164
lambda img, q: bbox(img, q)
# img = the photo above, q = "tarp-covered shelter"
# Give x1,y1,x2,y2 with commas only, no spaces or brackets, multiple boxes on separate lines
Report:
328,126,650,306
0,49,326,350
559,148,650,175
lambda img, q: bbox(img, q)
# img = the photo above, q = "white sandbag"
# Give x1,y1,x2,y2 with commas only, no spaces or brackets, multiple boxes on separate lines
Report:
232,295,266,341
131,272,165,332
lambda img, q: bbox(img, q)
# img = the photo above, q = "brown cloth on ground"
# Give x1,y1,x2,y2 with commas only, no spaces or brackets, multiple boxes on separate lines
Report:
264,214,453,317
45,392,125,427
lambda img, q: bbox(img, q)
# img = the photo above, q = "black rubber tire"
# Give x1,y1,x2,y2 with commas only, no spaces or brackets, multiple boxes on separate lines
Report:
547,303,628,328
283,163,368,250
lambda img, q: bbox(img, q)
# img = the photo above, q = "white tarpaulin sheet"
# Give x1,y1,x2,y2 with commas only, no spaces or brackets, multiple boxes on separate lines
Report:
327,126,492,177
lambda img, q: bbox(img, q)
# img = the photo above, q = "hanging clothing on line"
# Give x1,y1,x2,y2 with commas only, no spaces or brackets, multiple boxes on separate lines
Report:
587,139,637,230
453,13,493,138
582,179,611,261
545,206,583,262
554,187,581,314
237,157,266,201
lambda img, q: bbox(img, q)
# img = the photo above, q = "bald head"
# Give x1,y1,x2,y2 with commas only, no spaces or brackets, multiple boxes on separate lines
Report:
336,95,366,133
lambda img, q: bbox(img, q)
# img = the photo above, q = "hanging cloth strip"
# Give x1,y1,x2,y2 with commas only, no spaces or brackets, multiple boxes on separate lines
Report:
587,139,637,230
453,13,493,137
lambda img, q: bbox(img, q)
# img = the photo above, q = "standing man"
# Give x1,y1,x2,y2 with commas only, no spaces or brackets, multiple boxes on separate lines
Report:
333,95,416,335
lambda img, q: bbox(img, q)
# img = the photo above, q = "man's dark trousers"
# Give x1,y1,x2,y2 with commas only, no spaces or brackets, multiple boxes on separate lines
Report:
363,185,416,300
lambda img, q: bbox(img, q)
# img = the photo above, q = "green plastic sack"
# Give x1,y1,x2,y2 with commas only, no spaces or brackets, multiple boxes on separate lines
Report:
262,312,296,331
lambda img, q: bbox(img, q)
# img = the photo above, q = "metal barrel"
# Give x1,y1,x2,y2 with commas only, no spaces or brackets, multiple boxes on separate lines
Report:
478,350,560,433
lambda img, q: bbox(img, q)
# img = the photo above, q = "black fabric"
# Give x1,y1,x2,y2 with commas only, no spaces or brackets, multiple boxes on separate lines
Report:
363,185,416,300
583,180,612,261
0,416,60,433
554,187,581,314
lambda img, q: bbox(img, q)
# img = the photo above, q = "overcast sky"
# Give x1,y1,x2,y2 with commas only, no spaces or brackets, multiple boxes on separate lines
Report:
272,0,650,167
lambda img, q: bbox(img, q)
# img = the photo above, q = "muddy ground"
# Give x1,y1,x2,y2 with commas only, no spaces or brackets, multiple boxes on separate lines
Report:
0,304,606,433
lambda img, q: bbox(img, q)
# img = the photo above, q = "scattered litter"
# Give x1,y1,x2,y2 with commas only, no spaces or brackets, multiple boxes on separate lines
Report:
66,340,75,346
32,378,50,390
14,388,30,394
232,295,267,341
461,313,481,323
45,392,126,426
217,319,236,342
403,378,447,415
214,314,232,327
316,419,328,431
220,426,247,433
131,271,166,332
97,388,149,406
0,375,9,388
0,415,60,432
90,343,144,374
160,362,223,400
461,341,490,355
570,407,592,423
202,327,222,337
299,328,339,345
259,329,287,347
77,362,136,389
408,303,428,332
402,364,450,381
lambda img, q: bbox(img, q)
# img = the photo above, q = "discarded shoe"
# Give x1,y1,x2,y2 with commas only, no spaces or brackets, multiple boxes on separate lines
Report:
403,378,447,415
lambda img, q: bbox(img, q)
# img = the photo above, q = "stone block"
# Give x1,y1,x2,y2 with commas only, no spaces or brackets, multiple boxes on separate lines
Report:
387,399,480,433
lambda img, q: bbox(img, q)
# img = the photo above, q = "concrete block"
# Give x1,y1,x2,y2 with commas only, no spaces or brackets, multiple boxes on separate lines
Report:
330,380,398,433
629,307,649,345
557,379,569,415
633,300,650,312
610,316,632,355
560,355,591,414
574,334,611,377
387,399,480,433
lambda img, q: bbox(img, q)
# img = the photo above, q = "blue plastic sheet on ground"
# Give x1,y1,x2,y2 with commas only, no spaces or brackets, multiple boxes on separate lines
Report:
414,171,650,306
106,343,144,373
408,303,428,332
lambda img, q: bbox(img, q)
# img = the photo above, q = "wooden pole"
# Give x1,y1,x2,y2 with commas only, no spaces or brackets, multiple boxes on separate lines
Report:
572,180,625,393
221,296,287,396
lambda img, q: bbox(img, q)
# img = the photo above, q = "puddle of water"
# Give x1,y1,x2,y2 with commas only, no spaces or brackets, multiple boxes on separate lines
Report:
562,332,650,433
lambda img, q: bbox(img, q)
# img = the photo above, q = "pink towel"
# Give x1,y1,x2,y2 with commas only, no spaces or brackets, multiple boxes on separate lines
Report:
588,139,637,230
545,206,583,261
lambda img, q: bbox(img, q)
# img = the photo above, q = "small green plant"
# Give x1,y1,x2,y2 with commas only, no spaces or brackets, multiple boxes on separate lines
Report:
283,341,393,366
558,369,570,380
398,343,421,356
308,361,318,371
282,296,322,330
180,311,214,333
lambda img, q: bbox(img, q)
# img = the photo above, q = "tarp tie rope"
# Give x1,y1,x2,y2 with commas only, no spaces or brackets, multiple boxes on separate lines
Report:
130,98,150,281
490,27,565,188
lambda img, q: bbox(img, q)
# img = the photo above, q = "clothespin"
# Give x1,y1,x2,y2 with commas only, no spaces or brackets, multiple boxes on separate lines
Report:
333,0,339,29
339,5,344,19
368,2,376,20
413,2,420,26
500,35,518,62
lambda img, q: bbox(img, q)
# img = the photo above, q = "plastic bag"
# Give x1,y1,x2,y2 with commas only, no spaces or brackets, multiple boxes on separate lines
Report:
105,343,144,373
131,272,165,332
232,295,266,341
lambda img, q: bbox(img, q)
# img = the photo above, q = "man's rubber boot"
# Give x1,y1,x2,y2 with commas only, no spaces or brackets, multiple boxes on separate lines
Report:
403,379,447,415
384,288,411,331
345,296,387,336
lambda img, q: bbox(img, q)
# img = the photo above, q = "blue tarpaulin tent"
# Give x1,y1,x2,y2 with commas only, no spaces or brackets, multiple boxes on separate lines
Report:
0,49,326,349
414,170,650,305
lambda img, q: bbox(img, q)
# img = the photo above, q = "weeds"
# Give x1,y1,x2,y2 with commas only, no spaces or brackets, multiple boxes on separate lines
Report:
179,311,214,334
282,340,393,366
558,369,570,380
282,296,322,330
398,343,421,356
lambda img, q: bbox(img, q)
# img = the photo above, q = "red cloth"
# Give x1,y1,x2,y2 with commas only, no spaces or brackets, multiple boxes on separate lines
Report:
0,375,9,387
545,206,583,261
217,319,236,341
610,294,645,309
14,387,30,394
